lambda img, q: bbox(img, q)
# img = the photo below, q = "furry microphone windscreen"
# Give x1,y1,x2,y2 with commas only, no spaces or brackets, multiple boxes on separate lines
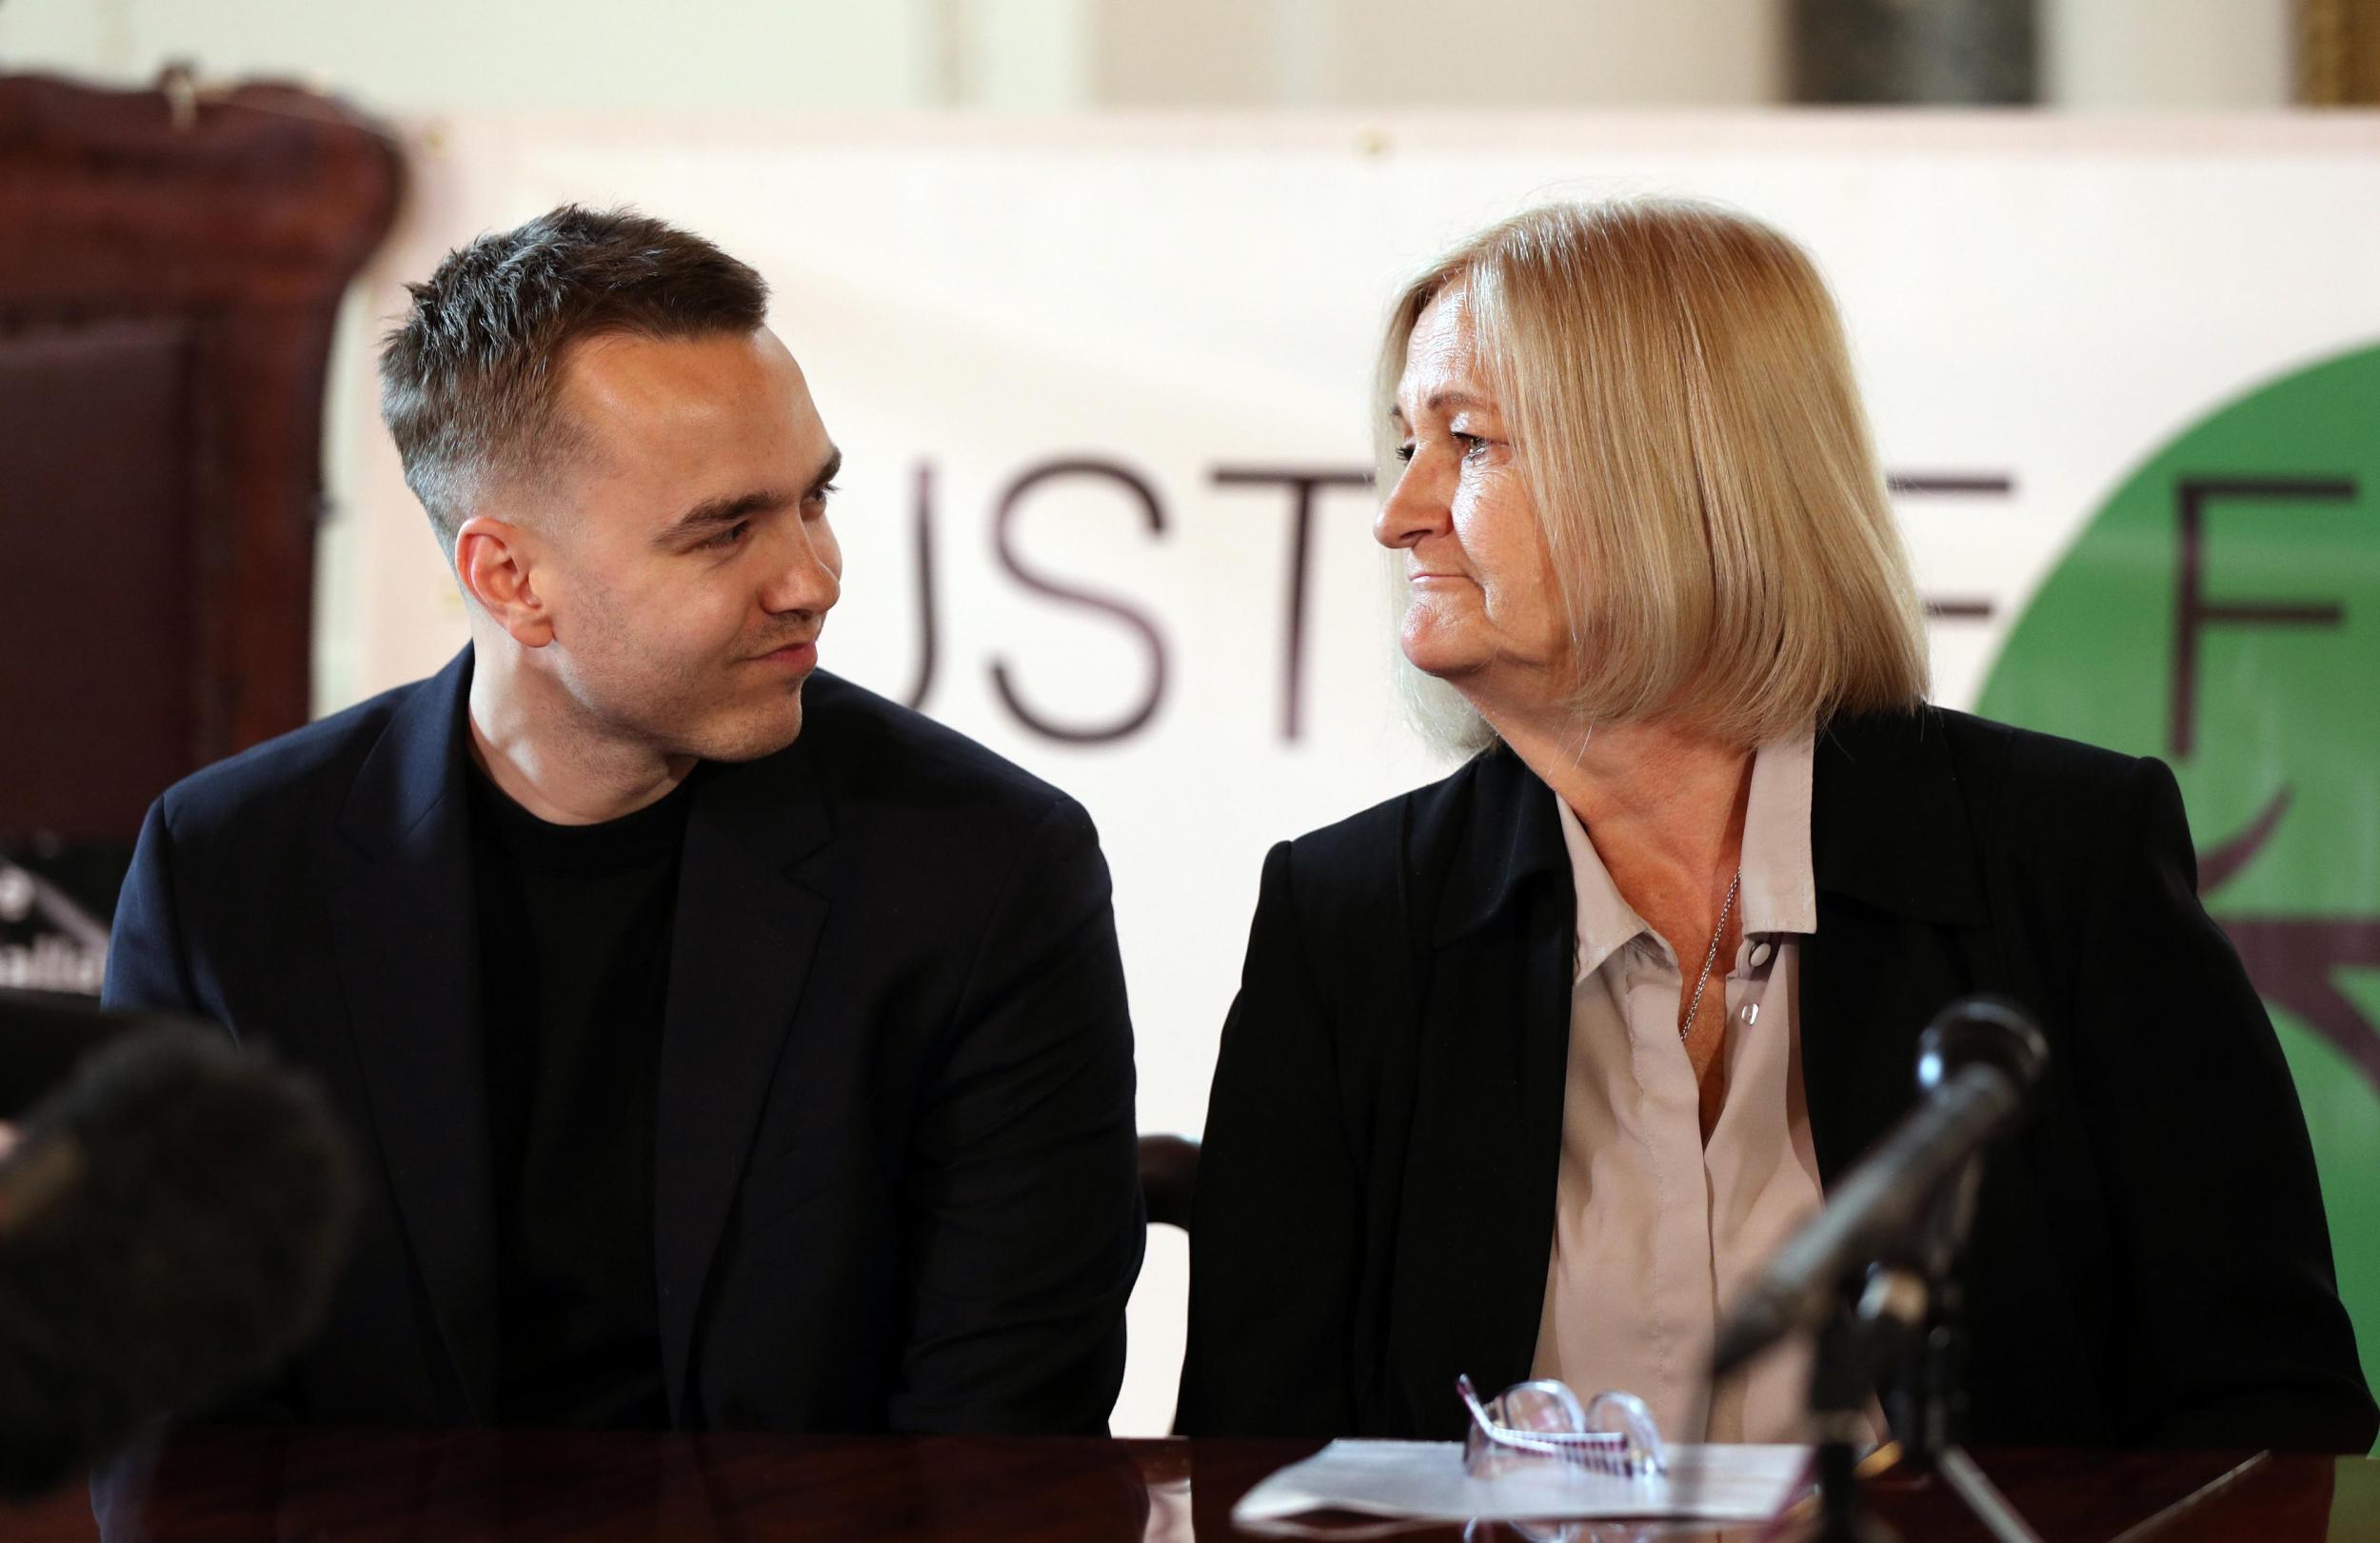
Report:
0,1028,357,1499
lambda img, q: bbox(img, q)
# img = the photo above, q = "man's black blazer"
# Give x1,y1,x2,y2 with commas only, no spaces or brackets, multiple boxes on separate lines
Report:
1177,706,2376,1451
103,648,1143,1434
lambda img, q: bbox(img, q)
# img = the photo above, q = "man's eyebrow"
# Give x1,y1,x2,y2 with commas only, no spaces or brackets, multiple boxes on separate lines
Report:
658,488,791,544
655,446,843,546
808,445,843,492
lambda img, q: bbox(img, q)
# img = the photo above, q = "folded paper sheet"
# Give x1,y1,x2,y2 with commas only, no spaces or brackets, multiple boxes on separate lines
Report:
1232,1440,1812,1530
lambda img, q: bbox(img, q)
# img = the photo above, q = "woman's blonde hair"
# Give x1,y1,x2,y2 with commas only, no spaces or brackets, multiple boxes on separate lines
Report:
1377,198,1928,753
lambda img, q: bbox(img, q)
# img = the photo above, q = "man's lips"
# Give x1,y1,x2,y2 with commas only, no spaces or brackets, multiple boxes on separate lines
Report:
752,640,819,666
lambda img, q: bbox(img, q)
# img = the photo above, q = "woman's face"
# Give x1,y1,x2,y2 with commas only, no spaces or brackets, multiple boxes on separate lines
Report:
1378,286,1570,702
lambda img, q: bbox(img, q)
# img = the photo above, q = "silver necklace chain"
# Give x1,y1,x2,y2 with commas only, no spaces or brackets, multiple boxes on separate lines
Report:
1678,870,1741,1044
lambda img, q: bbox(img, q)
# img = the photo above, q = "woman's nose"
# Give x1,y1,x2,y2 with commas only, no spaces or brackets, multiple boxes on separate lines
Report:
1374,456,1451,550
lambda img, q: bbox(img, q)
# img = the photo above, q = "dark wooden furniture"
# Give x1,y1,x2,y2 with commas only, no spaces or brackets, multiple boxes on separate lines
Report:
0,72,402,845
8,1431,2376,1541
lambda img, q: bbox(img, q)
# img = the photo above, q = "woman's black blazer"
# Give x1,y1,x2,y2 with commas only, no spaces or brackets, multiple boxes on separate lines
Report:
1177,706,2376,1451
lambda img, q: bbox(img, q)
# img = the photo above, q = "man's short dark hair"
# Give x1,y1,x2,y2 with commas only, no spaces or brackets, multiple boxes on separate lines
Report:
379,205,769,554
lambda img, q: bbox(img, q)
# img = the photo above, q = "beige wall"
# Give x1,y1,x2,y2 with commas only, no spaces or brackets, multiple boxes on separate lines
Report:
0,0,953,111
2045,0,2293,108
1087,0,1780,108
0,0,2302,111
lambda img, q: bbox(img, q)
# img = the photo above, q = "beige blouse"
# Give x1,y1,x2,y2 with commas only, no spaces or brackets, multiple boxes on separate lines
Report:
1529,732,1825,1445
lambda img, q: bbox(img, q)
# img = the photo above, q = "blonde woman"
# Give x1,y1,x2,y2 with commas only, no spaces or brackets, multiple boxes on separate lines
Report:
1175,201,2373,1452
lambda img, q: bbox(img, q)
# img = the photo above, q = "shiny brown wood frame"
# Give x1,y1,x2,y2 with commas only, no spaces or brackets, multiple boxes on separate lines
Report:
0,73,401,841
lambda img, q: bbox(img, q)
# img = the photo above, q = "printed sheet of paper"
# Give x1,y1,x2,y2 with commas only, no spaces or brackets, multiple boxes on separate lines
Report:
1232,1440,1812,1530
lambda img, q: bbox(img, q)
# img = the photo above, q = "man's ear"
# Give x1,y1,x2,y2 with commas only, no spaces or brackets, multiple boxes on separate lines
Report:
454,516,557,647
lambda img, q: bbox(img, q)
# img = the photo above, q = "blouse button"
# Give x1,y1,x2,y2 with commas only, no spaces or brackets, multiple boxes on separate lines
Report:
1749,940,1775,968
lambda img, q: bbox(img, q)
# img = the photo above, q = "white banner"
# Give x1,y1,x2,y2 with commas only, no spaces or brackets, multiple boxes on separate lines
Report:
330,113,2380,1435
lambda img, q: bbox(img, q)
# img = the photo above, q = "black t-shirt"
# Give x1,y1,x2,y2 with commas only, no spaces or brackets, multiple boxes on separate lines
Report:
466,763,696,1429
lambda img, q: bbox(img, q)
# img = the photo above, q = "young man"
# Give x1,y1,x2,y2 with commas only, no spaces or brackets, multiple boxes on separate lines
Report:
103,207,1142,1434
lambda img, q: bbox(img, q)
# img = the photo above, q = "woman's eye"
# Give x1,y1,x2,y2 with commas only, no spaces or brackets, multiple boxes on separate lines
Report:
1455,432,1487,460
1394,444,1417,465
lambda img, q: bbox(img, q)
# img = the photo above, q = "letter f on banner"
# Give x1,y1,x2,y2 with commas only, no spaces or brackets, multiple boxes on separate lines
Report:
2171,477,2355,759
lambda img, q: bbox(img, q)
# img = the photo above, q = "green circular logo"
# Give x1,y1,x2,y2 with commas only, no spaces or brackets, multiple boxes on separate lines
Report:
1978,342,2380,1425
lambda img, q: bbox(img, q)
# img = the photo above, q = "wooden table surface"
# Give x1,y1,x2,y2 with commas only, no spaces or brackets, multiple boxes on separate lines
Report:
4,1430,2373,1541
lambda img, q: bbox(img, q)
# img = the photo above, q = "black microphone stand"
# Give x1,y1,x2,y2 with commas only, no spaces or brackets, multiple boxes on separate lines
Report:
1805,1292,1903,1543
1716,999,2053,1543
1882,1158,2043,1543
1802,1158,2043,1543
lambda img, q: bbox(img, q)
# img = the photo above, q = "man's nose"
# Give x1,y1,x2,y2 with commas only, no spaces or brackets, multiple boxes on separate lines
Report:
762,522,840,616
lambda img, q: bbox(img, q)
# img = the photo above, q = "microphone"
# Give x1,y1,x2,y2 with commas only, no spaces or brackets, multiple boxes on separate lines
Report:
0,989,176,1119
0,1023,357,1499
1710,998,2047,1381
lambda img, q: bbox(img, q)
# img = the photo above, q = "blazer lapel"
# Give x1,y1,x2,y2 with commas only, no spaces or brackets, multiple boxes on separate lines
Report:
327,648,500,1420
653,740,832,1426
1388,750,1576,1432
1801,709,1996,1179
